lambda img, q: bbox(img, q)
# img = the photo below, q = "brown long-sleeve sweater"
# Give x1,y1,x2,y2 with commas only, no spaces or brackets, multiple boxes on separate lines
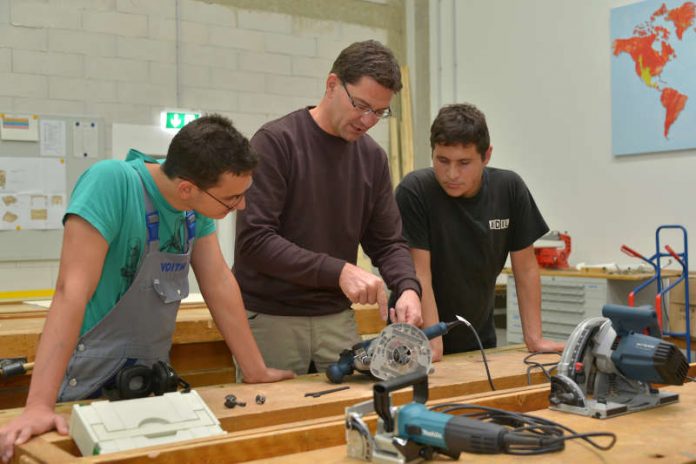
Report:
233,108,421,316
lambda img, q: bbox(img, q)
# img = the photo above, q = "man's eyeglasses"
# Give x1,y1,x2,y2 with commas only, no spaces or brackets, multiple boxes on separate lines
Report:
180,178,244,211
342,84,392,119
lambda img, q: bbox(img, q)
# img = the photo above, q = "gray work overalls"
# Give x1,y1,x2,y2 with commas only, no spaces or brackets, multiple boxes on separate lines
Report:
58,177,195,402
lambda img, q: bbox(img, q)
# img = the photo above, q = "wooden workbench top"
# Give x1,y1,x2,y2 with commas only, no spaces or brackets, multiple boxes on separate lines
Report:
0,301,385,359
9,362,695,464
0,301,387,409
0,346,551,428
249,382,696,464
502,267,680,281
2,347,564,463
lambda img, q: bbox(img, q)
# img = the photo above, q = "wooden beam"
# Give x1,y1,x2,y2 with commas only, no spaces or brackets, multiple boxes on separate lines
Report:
399,64,414,177
36,386,551,463
388,116,401,187
0,304,384,408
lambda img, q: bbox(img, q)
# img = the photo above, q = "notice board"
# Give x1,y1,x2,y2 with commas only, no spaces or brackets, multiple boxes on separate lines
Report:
0,113,105,261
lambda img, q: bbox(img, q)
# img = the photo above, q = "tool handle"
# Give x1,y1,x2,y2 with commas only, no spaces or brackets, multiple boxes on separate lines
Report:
664,245,684,266
620,244,646,260
422,322,450,339
0,361,32,378
444,415,507,454
326,356,354,384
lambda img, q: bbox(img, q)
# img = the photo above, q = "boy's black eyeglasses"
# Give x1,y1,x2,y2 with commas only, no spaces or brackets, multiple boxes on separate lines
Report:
179,177,244,211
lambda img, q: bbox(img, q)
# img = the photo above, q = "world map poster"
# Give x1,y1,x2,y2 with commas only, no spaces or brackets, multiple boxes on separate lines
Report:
611,1,696,156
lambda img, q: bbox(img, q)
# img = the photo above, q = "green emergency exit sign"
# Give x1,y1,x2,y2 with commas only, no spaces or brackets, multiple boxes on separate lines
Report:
163,112,200,129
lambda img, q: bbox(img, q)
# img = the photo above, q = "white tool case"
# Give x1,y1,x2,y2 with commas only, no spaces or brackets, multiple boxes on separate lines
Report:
69,390,225,456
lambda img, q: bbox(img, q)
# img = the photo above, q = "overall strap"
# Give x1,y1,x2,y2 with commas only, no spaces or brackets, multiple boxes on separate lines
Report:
184,210,196,245
137,176,160,247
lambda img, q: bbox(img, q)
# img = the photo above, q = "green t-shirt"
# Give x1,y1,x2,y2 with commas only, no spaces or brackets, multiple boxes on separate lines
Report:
66,149,216,335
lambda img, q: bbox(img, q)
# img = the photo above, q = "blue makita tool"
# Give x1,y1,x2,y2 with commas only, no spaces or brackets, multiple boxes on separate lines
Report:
345,370,618,462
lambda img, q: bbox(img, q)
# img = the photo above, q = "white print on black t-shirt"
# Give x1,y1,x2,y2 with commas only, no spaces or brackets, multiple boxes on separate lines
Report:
488,218,509,230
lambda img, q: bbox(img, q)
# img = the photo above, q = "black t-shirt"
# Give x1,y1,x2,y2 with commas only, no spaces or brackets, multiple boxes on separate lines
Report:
395,167,548,354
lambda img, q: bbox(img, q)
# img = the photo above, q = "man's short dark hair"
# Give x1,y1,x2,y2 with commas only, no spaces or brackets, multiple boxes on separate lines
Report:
330,40,402,92
162,114,258,189
430,104,490,159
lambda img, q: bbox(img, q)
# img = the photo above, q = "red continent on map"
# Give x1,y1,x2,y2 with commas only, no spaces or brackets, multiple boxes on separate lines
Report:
613,2,695,138
612,34,674,81
660,87,688,138
666,1,696,39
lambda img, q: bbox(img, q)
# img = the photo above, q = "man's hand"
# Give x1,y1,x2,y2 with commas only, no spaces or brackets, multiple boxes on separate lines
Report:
526,337,565,353
339,263,388,320
429,337,444,362
242,367,295,384
389,289,422,326
0,406,68,463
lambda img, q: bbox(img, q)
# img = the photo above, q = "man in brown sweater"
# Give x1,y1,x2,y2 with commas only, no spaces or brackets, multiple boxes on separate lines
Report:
233,40,422,375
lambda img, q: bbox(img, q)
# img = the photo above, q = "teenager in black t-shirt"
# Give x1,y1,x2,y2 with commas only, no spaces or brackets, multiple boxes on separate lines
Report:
395,103,565,358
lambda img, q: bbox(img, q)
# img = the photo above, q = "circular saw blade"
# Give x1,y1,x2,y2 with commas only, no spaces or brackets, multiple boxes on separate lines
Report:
369,323,432,380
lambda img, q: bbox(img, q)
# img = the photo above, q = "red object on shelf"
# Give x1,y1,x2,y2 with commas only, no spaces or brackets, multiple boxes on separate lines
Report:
534,232,571,269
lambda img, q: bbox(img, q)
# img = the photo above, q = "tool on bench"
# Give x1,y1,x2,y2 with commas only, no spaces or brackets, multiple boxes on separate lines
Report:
346,370,616,463
304,385,350,398
326,317,466,384
549,304,688,419
0,358,33,378
224,394,246,408
534,230,571,269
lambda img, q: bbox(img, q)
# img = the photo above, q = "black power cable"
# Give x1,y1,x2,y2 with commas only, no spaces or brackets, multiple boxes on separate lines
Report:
457,317,496,391
523,351,561,385
430,403,617,455
458,318,562,391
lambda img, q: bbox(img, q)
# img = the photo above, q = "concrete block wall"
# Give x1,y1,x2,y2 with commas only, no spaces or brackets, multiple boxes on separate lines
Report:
0,0,391,295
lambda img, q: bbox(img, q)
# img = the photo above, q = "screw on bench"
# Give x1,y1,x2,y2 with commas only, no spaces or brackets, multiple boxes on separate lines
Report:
224,394,246,408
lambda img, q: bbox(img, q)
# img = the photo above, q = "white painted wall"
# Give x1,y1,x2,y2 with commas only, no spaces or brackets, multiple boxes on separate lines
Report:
0,0,388,294
429,0,695,270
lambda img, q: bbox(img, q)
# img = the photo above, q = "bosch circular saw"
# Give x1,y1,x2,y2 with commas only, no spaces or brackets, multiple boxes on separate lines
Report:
549,304,689,419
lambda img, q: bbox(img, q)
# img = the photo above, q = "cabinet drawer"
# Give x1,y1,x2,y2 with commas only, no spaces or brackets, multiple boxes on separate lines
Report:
541,302,586,314
542,294,586,305
542,321,580,338
542,310,584,326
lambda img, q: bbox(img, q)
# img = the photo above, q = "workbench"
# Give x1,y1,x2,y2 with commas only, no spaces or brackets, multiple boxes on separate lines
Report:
3,350,694,464
250,382,696,464
0,300,386,409
2,347,561,463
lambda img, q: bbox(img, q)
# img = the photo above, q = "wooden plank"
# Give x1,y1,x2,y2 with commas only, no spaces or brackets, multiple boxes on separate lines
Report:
248,383,696,463
14,437,76,464
0,304,382,355
11,362,696,463
0,303,384,409
399,65,414,177
29,386,552,463
7,349,553,452
502,267,680,282
388,115,401,187
352,304,385,335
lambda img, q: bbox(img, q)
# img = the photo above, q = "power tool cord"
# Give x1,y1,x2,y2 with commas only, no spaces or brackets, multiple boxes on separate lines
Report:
523,351,561,385
458,318,496,391
430,403,617,455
